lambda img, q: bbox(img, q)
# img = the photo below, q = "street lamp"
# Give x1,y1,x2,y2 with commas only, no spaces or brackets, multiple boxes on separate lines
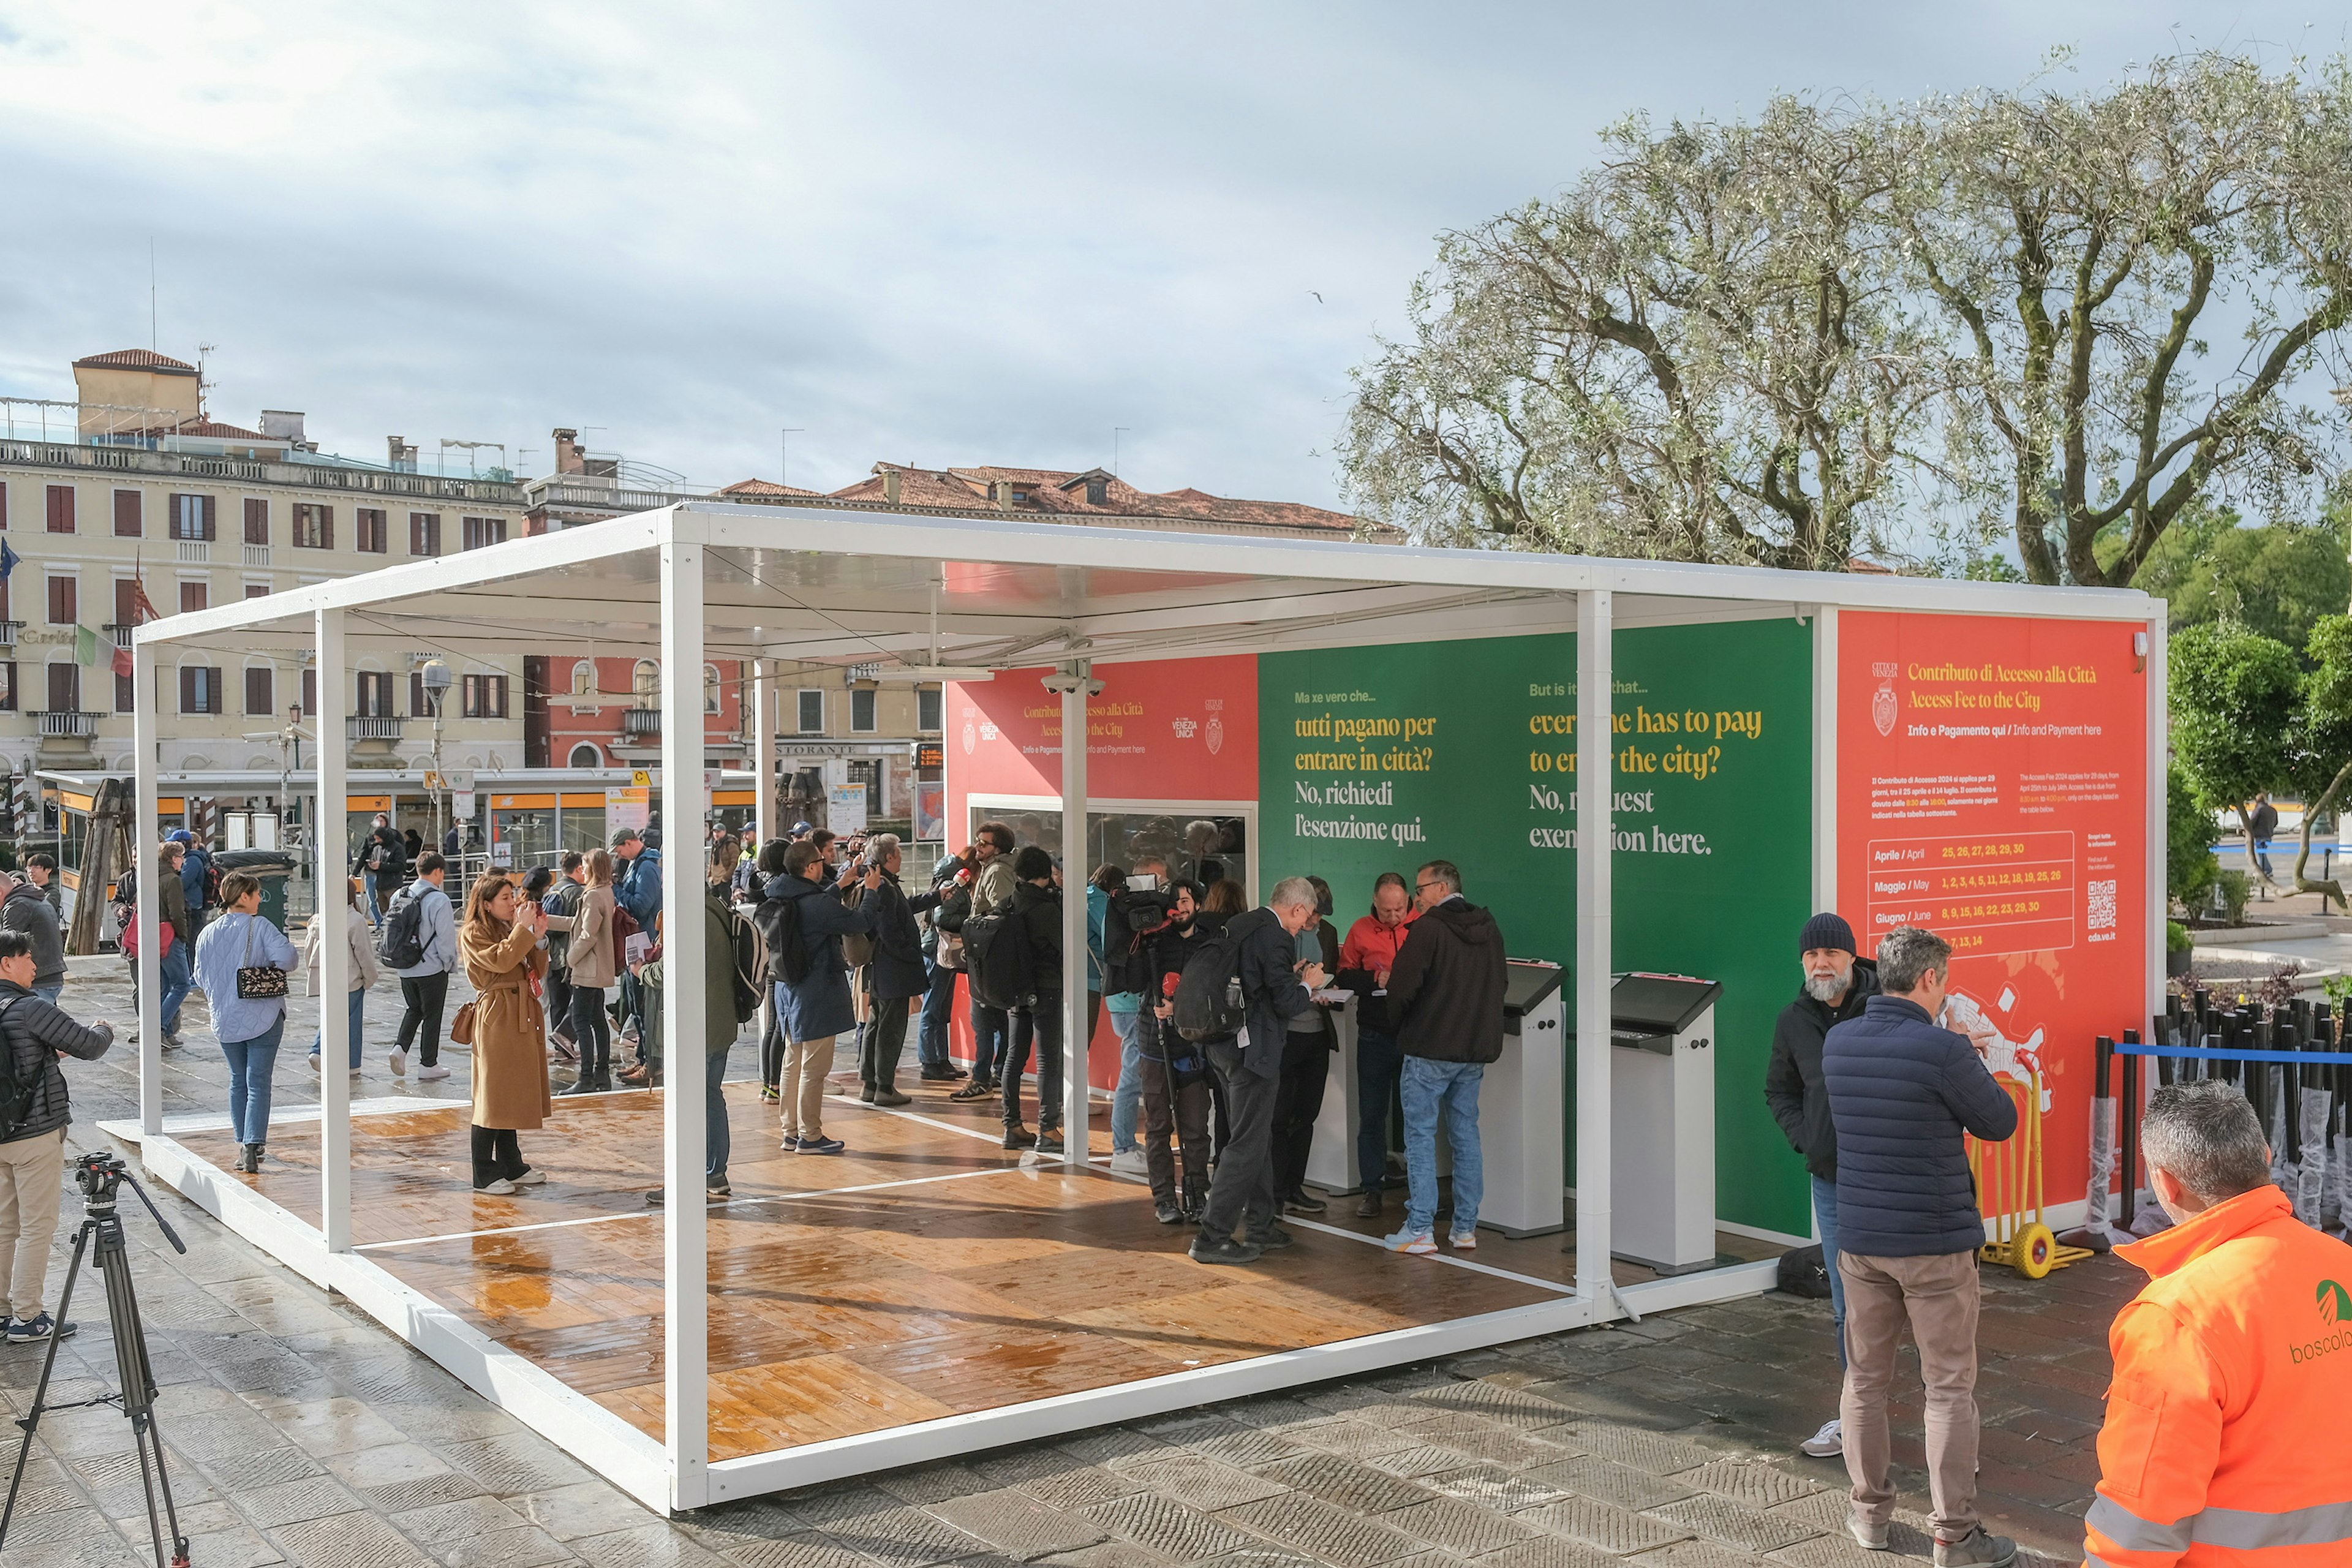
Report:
422,658,453,848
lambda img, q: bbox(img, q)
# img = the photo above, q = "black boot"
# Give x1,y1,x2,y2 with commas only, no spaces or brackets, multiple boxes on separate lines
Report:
557,1074,605,1097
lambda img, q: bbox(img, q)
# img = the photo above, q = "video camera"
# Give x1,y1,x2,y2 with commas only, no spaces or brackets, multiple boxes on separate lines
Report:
1102,875,1181,995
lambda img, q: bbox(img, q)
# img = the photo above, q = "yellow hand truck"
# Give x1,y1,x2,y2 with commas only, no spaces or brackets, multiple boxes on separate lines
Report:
1969,1069,2097,1279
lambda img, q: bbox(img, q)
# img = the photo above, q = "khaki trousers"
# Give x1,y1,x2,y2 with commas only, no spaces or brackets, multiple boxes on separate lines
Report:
1838,1248,1981,1542
780,1034,837,1141
0,1128,67,1321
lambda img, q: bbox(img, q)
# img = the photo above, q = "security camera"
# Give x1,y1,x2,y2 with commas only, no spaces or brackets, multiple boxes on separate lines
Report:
1039,671,1104,696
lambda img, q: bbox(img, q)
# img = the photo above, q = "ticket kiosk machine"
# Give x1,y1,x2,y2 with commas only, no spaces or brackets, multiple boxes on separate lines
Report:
1608,973,1722,1274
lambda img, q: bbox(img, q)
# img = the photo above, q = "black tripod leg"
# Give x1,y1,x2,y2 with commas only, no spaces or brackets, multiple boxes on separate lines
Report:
99,1221,186,1568
0,1220,92,1551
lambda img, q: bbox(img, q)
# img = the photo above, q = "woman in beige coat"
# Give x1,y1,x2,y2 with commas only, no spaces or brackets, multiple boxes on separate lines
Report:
459,870,551,1193
559,849,619,1094
304,875,380,1075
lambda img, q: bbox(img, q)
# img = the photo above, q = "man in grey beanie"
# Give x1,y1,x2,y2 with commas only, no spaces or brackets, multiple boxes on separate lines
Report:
1764,911,1875,1458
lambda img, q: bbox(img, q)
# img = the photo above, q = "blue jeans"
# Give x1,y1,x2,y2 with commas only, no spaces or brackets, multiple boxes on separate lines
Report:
1814,1175,1846,1369
362,870,383,927
1108,1006,1145,1153
310,989,366,1069
1401,1056,1483,1238
916,951,954,1070
221,1014,286,1144
706,1042,731,1182
158,943,193,1035
31,984,60,1006
1355,1026,1403,1193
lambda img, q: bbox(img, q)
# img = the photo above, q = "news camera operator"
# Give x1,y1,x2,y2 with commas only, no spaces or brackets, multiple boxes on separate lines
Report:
0,929,114,1342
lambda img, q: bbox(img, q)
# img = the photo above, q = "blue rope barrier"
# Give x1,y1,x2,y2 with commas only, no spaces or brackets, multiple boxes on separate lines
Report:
2116,1042,2352,1065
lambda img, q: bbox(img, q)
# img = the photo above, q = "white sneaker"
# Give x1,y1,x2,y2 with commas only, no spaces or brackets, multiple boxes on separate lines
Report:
418,1065,451,1082
477,1178,518,1195
1448,1230,1478,1250
1802,1417,1844,1458
390,1048,408,1076
1384,1227,1438,1254
511,1167,546,1186
306,1057,321,1074
1109,1149,1148,1178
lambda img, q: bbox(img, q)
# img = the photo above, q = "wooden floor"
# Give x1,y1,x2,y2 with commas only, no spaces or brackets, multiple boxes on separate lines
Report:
176,1076,1568,1461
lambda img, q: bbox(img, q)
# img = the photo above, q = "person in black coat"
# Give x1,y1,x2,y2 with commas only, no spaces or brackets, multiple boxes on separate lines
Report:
1140,883,1215,1223
1762,911,1879,1460
1189,877,1324,1267
999,846,1068,1152
858,834,942,1107
0,930,113,1340
1382,859,1507,1253
1822,925,2018,1562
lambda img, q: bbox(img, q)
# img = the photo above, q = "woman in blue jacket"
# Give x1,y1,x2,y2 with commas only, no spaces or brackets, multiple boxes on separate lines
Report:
192,869,300,1174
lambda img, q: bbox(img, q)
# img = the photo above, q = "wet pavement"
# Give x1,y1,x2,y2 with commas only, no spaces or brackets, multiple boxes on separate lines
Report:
2,960,2121,1566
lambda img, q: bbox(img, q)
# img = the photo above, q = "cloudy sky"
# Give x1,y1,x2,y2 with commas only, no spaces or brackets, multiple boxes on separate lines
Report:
2,2,2340,508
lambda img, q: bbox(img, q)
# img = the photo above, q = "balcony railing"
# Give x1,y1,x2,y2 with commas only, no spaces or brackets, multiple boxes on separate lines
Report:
103,622,135,648
176,538,211,565
243,543,271,568
33,710,100,738
622,707,662,737
0,620,20,648
346,715,404,741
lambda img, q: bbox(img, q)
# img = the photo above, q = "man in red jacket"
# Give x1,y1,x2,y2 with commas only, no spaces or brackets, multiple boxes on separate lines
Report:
1335,872,1415,1219
2084,1080,2352,1567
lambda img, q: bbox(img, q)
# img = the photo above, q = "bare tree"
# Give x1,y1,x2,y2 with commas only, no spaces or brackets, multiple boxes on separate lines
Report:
1899,51,2352,586
1341,100,1937,568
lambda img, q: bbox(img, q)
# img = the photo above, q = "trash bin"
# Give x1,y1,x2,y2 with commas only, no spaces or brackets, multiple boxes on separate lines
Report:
1607,973,1722,1275
213,849,297,929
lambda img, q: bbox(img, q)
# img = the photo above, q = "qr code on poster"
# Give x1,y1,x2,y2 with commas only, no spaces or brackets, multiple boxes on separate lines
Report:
2088,878,2117,931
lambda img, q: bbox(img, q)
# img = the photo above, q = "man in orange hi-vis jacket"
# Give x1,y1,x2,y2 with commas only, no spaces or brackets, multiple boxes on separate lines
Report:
2086,1082,2352,1566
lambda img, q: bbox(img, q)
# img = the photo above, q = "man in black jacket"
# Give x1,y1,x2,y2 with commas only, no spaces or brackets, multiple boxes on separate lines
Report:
1762,911,1878,1459
0,930,113,1342
1189,876,1325,1266
998,846,1068,1151
0,872,67,1003
1824,925,2019,1567
1382,859,1507,1254
859,834,942,1108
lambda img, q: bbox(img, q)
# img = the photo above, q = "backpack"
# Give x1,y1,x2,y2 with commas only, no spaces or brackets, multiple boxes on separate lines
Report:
611,905,641,973
0,995,37,1142
542,881,582,970
839,880,875,969
723,902,766,1024
200,856,222,911
1172,911,1262,1042
1776,1243,1833,1300
752,894,811,987
378,886,432,970
963,897,1033,1010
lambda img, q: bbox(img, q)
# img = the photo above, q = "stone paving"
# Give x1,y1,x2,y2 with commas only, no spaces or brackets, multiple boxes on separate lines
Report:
1,960,2123,1566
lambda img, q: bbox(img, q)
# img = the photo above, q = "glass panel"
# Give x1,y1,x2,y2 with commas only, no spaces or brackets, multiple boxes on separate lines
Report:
491,806,556,871
965,805,1249,900
559,805,606,856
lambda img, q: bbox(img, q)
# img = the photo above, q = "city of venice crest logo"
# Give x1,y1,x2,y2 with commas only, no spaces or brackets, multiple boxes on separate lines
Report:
960,718,976,755
1871,662,1899,737
1204,699,1225,756
2319,1280,2352,1324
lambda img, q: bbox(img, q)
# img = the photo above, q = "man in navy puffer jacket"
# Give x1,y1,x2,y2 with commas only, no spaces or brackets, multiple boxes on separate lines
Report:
1823,925,2019,1568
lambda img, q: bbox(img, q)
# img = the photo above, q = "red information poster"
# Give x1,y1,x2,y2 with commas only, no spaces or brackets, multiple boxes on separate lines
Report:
1837,612,2149,1214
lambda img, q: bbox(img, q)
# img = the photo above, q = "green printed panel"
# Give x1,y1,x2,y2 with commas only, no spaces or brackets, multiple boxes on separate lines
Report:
1257,619,1814,1234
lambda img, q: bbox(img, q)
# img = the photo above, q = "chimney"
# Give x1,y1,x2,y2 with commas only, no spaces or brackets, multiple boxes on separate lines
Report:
553,428,586,475
993,480,1012,511
883,469,900,505
387,436,418,472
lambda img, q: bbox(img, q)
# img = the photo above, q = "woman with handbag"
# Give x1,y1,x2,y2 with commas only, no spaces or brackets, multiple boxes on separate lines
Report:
560,850,619,1095
457,870,552,1193
304,875,379,1075
190,869,299,1174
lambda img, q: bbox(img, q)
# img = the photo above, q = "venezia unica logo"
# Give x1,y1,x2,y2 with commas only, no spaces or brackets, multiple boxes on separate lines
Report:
2320,1280,2352,1324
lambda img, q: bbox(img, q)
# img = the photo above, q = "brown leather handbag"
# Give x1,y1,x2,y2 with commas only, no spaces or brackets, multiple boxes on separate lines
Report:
449,1001,477,1046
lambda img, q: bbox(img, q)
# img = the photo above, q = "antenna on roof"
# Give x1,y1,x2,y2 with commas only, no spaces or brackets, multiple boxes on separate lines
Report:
195,342,216,417
781,428,805,489
1114,428,1129,480
148,238,157,352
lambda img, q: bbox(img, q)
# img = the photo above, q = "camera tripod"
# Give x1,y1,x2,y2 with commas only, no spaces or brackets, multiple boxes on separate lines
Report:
0,1151,191,1567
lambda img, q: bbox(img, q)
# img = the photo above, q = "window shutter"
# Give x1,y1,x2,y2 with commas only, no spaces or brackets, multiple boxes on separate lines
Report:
410,671,426,716
179,666,196,713
492,674,508,717
208,667,224,714
851,687,876,732
115,578,140,626
113,669,131,714
301,667,315,716
798,689,824,732
0,663,15,712
46,485,74,533
918,685,942,731
114,489,141,538
50,662,78,714
200,494,217,540
244,498,268,545
179,581,208,614
0,479,9,530
47,576,74,625
245,666,272,715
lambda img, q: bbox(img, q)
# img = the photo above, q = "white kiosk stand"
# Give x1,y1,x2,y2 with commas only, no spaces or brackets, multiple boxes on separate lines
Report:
1302,960,1564,1238
1607,973,1722,1274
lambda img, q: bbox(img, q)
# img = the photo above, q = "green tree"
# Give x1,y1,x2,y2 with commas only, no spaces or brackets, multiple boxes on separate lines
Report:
2168,620,2299,849
2127,505,2350,657
2166,758,2219,910
2285,615,2352,907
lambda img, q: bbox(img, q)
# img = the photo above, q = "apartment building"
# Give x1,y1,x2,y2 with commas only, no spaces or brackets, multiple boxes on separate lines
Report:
3,348,527,808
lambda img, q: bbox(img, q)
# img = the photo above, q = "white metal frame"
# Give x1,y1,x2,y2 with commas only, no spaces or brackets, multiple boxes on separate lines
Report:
123,502,2163,1512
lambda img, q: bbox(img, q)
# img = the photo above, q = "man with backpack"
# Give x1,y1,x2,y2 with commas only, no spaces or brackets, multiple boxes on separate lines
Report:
382,852,458,1082
173,830,216,945
0,928,114,1343
1180,875,1326,1265
966,845,1066,1152
612,828,663,1062
857,834,941,1108
353,813,404,929
760,839,881,1156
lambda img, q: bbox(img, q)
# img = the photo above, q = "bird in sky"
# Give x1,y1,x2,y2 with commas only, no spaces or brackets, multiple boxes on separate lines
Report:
1310,291,1324,303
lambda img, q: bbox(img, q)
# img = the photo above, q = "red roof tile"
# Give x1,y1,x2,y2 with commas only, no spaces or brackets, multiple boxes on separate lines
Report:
718,478,826,497
74,349,199,375
826,462,1374,538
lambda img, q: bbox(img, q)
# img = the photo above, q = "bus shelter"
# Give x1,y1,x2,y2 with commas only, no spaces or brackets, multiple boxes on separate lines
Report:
118,502,2164,1513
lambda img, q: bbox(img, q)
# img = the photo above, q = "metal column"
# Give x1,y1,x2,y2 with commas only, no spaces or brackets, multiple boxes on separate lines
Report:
658,509,711,1510
1574,588,1615,1305
132,635,162,1137
1059,663,1096,1149
317,608,352,1251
